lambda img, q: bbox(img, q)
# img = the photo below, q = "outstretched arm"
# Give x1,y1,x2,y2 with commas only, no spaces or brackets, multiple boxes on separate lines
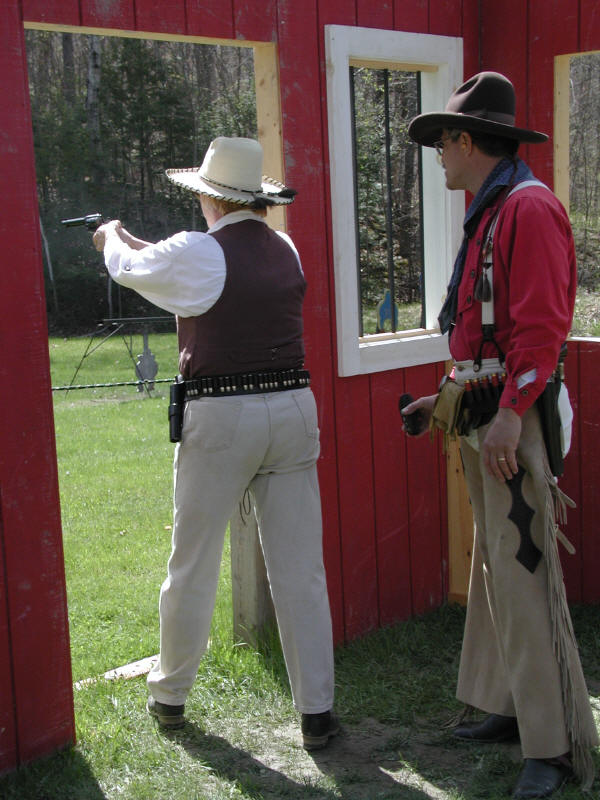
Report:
93,220,153,252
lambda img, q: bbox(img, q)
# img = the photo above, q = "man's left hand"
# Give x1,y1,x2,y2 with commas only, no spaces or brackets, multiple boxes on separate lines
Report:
482,407,521,482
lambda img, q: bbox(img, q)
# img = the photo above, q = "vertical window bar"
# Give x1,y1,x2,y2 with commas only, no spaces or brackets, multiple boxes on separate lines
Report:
349,66,364,336
416,71,426,328
383,69,397,332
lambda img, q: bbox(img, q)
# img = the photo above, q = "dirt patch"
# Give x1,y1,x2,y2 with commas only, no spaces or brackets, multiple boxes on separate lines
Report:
167,714,525,799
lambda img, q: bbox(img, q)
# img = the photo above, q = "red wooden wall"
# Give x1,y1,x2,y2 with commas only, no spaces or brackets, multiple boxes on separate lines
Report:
479,0,600,606
2,0,600,773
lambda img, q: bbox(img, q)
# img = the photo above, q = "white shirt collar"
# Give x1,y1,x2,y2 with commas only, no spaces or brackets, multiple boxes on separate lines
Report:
208,209,266,233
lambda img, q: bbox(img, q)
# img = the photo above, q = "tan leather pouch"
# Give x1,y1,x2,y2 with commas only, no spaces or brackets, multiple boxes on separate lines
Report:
430,379,465,438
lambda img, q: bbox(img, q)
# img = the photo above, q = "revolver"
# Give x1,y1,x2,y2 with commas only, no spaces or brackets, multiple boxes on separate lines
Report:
61,213,105,231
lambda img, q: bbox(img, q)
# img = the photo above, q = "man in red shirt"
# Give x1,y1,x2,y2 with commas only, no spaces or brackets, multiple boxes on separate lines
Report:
404,73,598,798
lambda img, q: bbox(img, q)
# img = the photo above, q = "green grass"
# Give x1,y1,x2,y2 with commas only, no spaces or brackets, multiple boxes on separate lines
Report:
1,334,599,799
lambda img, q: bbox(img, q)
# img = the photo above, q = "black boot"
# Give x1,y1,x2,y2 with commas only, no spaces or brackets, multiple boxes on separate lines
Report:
453,713,519,743
301,710,340,751
512,757,572,799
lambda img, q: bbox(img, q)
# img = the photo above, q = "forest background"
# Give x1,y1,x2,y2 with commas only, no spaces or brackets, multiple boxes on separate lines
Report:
26,31,600,337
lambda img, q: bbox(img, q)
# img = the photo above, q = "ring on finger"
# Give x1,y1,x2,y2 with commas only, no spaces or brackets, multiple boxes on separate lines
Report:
498,456,507,461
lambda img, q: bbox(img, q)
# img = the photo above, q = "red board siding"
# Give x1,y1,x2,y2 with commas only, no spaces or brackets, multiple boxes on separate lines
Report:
393,0,428,32
278,0,346,642
357,0,393,30
429,0,463,37
371,371,413,626
81,1,135,30
403,363,446,614
234,0,277,42
577,341,600,603
580,0,600,51
461,0,480,80
334,375,378,638
21,0,79,25
7,0,600,774
527,0,579,185
1,0,75,770
0,515,18,773
480,0,530,163
559,342,583,601
186,1,235,39
134,0,186,35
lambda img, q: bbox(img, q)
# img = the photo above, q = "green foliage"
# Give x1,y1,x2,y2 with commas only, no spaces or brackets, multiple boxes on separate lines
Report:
570,53,600,291
352,67,424,332
26,31,257,335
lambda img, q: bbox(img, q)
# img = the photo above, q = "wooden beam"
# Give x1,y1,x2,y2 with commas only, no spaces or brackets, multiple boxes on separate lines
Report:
446,439,473,605
554,54,570,211
254,42,286,232
230,506,275,647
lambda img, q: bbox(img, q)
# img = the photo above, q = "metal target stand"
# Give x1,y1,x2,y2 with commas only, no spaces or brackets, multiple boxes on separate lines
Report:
53,316,175,395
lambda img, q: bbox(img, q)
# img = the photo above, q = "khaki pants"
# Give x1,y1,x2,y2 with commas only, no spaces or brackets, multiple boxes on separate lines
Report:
147,387,334,713
457,406,598,761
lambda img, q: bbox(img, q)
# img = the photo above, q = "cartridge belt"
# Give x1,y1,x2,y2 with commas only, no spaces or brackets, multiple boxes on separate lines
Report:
451,358,507,434
184,368,310,400
453,357,505,385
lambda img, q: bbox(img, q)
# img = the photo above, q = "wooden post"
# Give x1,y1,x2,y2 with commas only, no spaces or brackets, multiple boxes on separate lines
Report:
230,503,275,647
446,439,474,605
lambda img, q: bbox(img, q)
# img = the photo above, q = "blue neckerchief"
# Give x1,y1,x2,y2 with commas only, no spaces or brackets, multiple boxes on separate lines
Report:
438,157,534,335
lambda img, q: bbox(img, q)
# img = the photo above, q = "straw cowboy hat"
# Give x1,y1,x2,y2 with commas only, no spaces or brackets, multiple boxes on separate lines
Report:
408,71,548,147
165,136,296,206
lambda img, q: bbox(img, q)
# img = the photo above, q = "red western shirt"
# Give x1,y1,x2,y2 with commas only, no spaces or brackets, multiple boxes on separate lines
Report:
449,184,576,416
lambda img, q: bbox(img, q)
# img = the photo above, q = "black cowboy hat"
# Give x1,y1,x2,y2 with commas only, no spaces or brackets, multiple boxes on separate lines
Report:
408,71,548,147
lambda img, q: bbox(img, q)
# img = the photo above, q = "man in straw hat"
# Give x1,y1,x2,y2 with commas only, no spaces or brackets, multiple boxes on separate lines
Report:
402,73,598,797
93,137,337,750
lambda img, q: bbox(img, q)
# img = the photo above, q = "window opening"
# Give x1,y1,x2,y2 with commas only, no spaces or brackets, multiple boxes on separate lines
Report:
325,25,463,376
569,53,600,336
350,66,424,337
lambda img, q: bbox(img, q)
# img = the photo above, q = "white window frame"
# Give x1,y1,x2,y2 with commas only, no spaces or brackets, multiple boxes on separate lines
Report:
325,25,464,376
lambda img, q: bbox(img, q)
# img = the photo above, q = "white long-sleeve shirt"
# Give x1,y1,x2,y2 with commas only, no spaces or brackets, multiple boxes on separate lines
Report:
103,210,301,317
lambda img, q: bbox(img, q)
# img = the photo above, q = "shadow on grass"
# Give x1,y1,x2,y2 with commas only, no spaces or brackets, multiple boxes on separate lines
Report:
163,720,434,800
0,747,107,800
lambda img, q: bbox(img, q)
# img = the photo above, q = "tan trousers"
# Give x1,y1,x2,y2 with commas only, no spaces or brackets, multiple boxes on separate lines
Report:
457,407,598,767
147,387,334,713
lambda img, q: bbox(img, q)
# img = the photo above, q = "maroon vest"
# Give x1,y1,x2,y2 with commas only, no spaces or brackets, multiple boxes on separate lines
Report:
177,219,306,378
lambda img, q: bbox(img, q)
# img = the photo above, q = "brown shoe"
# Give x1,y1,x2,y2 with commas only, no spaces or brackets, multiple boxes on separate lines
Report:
147,696,186,729
301,710,340,750
453,713,519,743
